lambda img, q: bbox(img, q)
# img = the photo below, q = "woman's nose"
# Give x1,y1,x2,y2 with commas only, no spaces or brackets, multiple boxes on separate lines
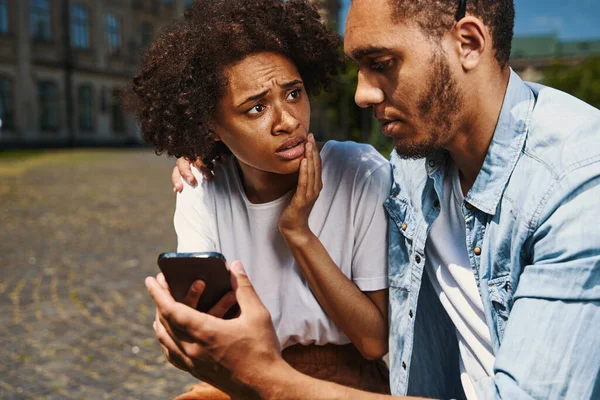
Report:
273,109,300,135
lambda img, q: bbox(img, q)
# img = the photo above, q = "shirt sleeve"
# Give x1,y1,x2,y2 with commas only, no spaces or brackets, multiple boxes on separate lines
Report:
351,162,392,291
173,167,218,253
489,164,600,399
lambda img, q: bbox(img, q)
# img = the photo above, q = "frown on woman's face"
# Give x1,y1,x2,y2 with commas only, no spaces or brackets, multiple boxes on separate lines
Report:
211,52,311,176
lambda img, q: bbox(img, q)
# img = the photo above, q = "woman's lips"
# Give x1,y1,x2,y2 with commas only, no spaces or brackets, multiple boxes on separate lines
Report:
275,141,305,160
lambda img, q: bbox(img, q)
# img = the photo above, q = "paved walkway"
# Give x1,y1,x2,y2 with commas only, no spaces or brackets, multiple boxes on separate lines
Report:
0,150,198,399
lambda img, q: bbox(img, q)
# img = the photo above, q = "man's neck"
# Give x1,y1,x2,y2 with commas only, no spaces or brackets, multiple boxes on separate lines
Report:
236,160,298,204
448,68,511,196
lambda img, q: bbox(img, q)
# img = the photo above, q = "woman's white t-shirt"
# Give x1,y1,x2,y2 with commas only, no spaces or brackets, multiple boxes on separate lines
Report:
174,140,391,349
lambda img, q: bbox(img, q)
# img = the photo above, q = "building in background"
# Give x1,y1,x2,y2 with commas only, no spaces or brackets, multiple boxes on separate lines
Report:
0,0,340,147
510,34,600,82
11,2,597,148
0,0,194,146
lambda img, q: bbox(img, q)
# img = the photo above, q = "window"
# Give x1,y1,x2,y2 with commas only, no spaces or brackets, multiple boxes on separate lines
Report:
0,0,8,34
71,4,90,49
38,81,58,131
78,85,93,132
111,89,125,133
104,14,121,54
140,23,152,48
0,76,14,130
30,0,52,41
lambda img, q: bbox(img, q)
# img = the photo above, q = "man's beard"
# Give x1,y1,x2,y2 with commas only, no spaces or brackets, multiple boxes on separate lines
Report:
394,49,463,160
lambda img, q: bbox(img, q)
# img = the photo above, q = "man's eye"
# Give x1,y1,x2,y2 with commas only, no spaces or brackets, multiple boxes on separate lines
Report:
248,104,265,115
287,89,302,100
371,60,393,72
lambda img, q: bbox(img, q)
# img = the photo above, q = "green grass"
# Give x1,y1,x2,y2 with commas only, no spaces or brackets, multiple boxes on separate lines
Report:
0,149,48,161
0,148,137,177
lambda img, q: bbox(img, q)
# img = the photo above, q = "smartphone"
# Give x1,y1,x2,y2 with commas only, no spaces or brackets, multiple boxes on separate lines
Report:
157,252,238,318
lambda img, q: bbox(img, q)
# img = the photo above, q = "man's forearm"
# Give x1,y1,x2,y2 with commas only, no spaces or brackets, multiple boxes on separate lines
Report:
257,360,401,400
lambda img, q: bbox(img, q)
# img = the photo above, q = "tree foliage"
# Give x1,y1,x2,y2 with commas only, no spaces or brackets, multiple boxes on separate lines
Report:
311,62,394,155
543,56,600,109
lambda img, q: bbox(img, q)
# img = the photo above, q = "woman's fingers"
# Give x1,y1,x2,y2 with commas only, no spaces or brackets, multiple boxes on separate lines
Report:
207,291,237,318
305,140,314,199
310,134,322,194
296,158,308,203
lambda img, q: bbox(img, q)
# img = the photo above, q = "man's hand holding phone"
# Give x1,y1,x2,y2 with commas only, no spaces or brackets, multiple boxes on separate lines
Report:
155,272,238,319
146,261,287,400
153,260,239,371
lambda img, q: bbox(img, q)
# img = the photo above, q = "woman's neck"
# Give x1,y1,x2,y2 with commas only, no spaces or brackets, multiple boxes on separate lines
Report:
235,159,298,204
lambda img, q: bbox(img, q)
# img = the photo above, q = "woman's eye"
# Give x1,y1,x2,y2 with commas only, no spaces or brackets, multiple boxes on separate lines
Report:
371,60,393,72
286,89,301,100
248,104,265,115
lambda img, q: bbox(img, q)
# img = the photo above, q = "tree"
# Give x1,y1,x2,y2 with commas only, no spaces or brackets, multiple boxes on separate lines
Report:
542,56,600,109
311,61,393,154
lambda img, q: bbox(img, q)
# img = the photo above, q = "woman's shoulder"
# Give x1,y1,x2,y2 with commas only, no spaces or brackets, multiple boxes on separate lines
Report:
182,159,237,199
321,140,390,175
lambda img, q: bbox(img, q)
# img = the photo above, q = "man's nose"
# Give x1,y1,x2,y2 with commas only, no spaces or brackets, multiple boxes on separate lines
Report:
354,71,385,108
273,108,300,135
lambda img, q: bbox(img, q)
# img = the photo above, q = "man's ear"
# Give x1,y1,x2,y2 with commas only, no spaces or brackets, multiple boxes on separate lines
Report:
453,16,488,71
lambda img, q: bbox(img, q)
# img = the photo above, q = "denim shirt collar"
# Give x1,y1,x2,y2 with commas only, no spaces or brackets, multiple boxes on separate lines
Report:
455,70,535,215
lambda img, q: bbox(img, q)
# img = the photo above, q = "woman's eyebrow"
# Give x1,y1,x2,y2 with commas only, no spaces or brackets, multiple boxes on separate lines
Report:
237,89,269,108
281,79,304,89
237,80,304,107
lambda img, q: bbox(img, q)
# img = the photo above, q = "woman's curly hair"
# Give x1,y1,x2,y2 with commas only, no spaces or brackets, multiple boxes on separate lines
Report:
123,0,344,162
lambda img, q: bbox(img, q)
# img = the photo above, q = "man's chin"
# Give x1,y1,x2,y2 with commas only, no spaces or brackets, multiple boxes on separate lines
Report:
393,140,439,160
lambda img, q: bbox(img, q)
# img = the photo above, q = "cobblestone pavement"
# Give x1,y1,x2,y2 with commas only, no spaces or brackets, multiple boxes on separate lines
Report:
0,150,199,399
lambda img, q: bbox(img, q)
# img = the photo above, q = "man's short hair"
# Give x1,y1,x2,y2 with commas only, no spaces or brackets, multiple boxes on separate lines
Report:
388,0,515,69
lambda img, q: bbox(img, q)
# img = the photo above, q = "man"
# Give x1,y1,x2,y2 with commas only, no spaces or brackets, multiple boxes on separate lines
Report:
146,0,600,398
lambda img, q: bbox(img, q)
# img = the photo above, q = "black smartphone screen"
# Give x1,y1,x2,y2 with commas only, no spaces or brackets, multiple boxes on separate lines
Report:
157,252,238,318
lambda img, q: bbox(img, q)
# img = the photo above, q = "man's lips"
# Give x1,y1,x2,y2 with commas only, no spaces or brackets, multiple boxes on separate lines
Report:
275,136,306,160
380,120,402,137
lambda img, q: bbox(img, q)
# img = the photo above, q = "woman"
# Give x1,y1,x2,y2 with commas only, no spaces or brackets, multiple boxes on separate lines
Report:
124,0,391,398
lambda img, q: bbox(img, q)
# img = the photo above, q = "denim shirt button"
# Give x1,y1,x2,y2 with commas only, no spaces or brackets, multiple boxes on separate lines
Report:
474,247,482,256
409,310,413,318
428,160,435,168
415,255,421,263
401,223,407,231
402,361,407,370
465,202,474,210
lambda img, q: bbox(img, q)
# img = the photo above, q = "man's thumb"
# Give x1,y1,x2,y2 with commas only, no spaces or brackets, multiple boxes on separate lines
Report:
230,261,263,311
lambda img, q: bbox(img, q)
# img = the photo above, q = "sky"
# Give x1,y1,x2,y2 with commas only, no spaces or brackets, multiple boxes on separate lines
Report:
338,0,600,40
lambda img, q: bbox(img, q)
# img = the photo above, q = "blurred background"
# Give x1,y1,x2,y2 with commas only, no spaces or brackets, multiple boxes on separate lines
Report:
0,0,598,399
0,0,599,151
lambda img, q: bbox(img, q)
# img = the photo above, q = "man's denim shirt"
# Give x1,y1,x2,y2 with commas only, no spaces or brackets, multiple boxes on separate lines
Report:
384,71,600,400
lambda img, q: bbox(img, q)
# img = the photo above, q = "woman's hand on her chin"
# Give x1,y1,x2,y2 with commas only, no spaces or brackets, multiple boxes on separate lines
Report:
278,133,322,240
